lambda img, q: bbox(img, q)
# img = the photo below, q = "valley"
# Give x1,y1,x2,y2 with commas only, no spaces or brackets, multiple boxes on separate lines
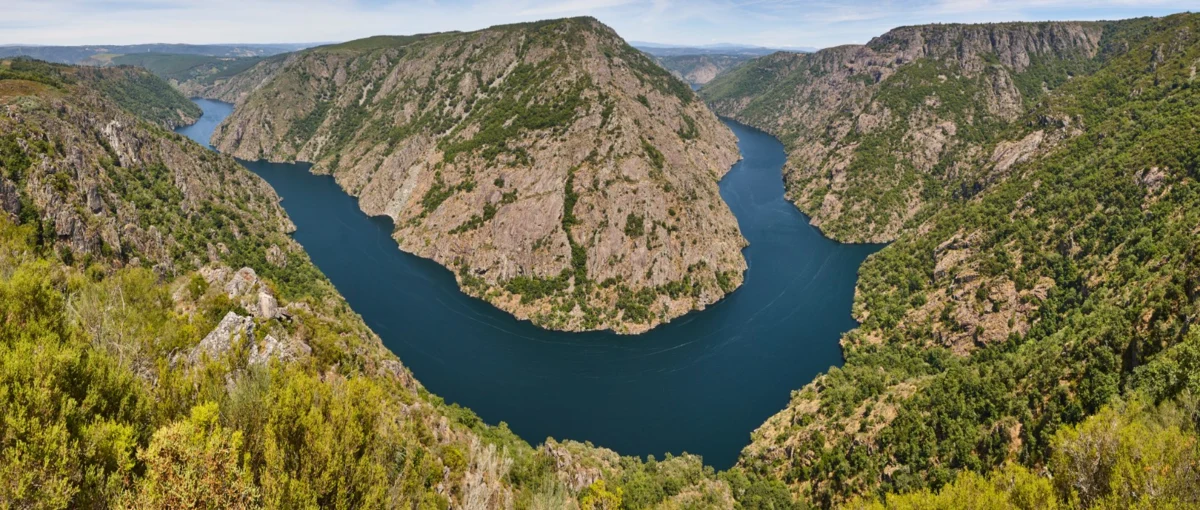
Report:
4,7,1200,510
211,18,748,334
178,97,877,473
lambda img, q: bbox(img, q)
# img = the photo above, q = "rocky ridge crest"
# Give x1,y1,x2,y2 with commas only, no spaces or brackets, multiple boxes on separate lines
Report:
211,17,746,333
703,21,1104,243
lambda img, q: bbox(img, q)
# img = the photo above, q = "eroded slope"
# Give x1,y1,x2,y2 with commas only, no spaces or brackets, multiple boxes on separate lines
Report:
703,22,1105,243
212,17,746,333
0,59,740,508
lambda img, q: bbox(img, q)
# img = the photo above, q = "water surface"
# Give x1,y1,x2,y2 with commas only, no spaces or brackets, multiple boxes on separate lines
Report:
178,98,880,469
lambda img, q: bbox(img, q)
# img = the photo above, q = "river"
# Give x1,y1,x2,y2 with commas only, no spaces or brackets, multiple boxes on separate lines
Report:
177,98,881,470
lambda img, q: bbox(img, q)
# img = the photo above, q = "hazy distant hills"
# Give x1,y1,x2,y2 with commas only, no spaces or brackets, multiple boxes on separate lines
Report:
0,43,317,65
632,41,816,57
632,42,814,87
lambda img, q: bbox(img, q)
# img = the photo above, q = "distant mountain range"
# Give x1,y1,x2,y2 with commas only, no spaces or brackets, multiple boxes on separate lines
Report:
631,41,816,57
0,43,320,65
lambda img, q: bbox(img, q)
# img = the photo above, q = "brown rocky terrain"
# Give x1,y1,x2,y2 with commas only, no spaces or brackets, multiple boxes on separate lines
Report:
709,13,1200,506
210,17,746,333
653,54,754,87
702,22,1104,243
0,58,741,508
173,54,290,105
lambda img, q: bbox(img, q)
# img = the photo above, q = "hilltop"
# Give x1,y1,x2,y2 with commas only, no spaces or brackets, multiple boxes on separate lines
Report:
703,21,1105,243
0,58,747,508
210,17,748,333
705,13,1200,506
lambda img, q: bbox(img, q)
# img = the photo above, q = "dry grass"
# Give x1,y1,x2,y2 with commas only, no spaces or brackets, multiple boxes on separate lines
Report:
0,79,50,99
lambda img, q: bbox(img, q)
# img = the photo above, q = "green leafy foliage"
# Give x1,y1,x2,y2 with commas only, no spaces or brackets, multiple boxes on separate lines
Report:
84,66,202,127
857,397,1200,509
624,213,645,238
735,13,1200,506
111,53,267,87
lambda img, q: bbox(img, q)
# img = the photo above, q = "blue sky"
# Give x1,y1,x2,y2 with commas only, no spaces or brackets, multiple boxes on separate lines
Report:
3,0,1196,48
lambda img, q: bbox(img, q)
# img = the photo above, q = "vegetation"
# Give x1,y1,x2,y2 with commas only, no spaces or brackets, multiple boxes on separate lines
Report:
624,213,645,238
0,58,199,128
83,66,202,127
719,12,1200,507
112,53,267,88
0,60,742,509
854,396,1200,509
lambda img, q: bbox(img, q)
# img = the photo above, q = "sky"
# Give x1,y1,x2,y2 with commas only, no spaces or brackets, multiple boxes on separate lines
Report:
3,0,1197,49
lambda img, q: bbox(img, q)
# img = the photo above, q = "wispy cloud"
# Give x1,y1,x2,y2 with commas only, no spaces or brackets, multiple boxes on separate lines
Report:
518,0,639,16
0,0,1194,48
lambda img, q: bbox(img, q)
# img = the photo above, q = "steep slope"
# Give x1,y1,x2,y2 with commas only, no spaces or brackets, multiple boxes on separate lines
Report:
212,17,745,334
145,52,291,105
0,58,201,129
721,13,1200,506
0,60,740,508
110,53,268,100
653,54,754,87
703,22,1104,242
0,43,306,65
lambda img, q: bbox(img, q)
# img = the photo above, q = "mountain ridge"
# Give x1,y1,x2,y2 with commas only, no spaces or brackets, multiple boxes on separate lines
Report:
209,17,748,334
703,20,1106,243
704,12,1200,506
0,56,745,509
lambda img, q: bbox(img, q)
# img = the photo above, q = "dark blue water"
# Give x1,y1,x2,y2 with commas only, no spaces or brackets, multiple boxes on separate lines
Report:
178,98,880,469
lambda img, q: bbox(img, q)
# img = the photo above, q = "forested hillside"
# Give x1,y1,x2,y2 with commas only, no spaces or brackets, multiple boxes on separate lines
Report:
211,17,747,334
8,11,1200,510
715,13,1200,507
1,58,201,128
703,21,1105,243
651,54,754,87
0,59,756,509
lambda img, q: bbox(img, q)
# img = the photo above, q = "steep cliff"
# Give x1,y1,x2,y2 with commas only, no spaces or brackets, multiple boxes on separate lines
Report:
722,14,1200,506
0,59,738,508
703,21,1105,243
172,53,290,104
212,17,746,333
653,54,754,87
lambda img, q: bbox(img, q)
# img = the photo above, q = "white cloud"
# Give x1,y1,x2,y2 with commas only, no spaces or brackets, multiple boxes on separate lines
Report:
517,0,639,16
0,0,1194,48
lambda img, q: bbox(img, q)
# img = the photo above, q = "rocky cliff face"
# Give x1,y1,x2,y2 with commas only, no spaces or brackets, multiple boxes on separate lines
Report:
211,17,745,333
0,59,739,508
654,54,754,87
173,54,290,105
0,59,290,278
703,22,1104,243
724,14,1200,506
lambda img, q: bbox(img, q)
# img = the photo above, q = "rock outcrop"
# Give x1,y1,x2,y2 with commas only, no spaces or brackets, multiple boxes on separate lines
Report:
212,17,746,333
653,54,754,87
174,54,291,105
703,21,1104,243
0,59,293,278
